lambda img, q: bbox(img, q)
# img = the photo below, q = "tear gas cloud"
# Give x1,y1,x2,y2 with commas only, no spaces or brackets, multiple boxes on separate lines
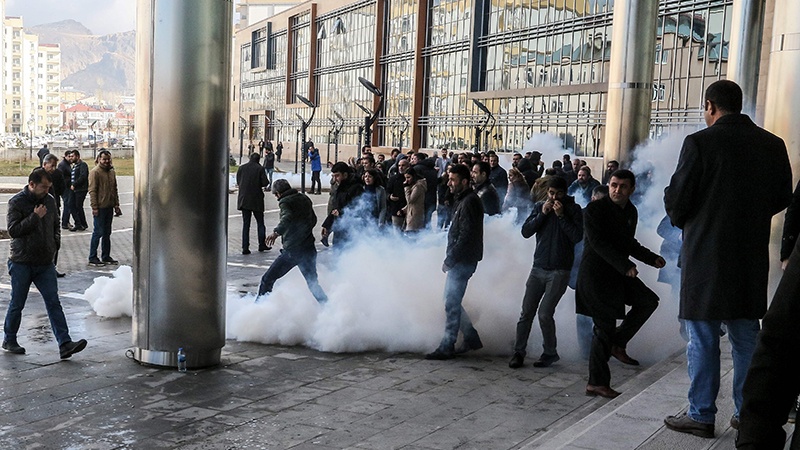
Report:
92,131,788,364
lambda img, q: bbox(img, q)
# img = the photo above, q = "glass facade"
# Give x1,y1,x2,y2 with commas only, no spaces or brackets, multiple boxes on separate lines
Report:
237,0,733,157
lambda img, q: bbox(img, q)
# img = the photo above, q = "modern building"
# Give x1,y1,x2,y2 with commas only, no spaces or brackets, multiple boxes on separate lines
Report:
232,0,788,164
3,14,62,135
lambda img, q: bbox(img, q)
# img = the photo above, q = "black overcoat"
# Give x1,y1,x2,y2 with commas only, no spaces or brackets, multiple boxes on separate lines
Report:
575,196,659,320
236,160,268,212
664,114,793,320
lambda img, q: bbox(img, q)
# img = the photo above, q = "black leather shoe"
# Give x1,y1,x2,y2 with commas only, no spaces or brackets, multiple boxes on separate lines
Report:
664,413,714,438
585,384,621,399
611,345,640,365
2,341,25,354
455,338,483,354
532,353,560,368
56,271,66,278
425,349,455,360
242,249,251,255
508,352,524,369
59,339,87,359
730,415,739,430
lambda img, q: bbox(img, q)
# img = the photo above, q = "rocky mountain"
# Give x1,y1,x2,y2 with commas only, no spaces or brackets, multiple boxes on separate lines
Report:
26,20,135,97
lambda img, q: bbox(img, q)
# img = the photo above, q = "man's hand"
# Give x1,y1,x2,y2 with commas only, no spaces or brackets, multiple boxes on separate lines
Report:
653,256,666,269
92,208,99,217
114,206,122,216
441,263,450,273
71,186,75,191
265,232,279,247
553,200,564,217
33,204,47,218
542,200,553,214
321,227,329,238
389,194,399,201
331,209,340,217
625,266,638,278
782,259,789,270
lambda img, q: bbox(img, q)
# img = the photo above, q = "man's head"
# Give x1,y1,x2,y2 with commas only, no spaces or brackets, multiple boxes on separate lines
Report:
573,158,582,171
530,151,542,164
305,141,316,152
43,144,48,149
471,161,490,185
608,169,636,207
704,80,742,126
330,161,351,185
457,153,468,165
488,154,500,168
43,154,59,172
272,179,291,198
63,150,72,160
97,150,113,170
563,154,571,162
72,150,81,162
390,148,400,158
606,160,619,172
28,168,53,199
448,164,471,195
249,152,260,163
591,184,609,202
512,153,522,166
440,149,448,158
397,158,410,174
577,166,591,183
361,155,375,169
546,176,568,202
552,160,562,169
376,153,385,163
362,145,372,155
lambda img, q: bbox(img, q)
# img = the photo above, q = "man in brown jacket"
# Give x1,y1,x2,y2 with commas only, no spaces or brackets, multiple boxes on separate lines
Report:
87,150,121,266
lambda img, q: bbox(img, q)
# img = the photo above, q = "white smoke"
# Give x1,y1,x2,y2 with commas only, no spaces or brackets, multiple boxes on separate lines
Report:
83,265,133,317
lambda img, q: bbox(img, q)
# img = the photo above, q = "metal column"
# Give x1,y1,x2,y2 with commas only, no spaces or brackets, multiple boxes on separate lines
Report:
603,0,659,166
133,0,231,369
764,0,800,177
728,0,767,118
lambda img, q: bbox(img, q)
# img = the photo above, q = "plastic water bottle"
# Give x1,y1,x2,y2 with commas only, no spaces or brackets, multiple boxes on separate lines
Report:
177,347,187,372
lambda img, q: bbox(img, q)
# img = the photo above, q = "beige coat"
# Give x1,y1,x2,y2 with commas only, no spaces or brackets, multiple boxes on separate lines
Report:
402,178,427,231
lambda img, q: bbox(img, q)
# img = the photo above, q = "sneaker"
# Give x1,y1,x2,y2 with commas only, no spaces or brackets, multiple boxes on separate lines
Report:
730,415,739,430
532,353,560,368
56,271,66,278
425,349,455,360
242,249,251,255
664,413,714,439
320,236,330,247
508,352,524,369
2,340,25,354
455,337,483,354
88,258,105,267
59,339,87,359
101,257,119,265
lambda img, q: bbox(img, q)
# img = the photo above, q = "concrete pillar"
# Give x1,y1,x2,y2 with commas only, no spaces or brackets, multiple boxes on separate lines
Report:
603,0,659,166
728,0,767,117
133,0,232,369
764,0,800,178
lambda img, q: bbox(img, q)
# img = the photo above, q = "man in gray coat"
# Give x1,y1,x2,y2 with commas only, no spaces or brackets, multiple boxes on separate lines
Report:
664,80,793,438
236,153,269,254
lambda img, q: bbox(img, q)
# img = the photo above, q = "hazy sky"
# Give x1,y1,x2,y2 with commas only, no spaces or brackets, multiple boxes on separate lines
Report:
6,0,136,35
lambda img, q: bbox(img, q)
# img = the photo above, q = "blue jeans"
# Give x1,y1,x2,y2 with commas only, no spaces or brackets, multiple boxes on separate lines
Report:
436,261,480,352
61,192,72,228
3,261,71,346
241,210,266,252
576,313,594,360
70,190,88,229
89,207,114,261
265,168,274,189
514,267,570,356
258,247,328,303
685,319,760,423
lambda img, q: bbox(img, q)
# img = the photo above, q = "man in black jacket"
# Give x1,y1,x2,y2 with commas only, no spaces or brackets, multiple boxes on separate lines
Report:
577,170,664,398
779,180,800,269
470,161,501,216
236,153,269,254
410,152,438,227
2,169,87,359
426,164,484,360
664,80,793,438
57,150,73,229
488,153,508,207
510,176,582,369
42,154,67,277
321,162,363,248
68,150,89,231
386,157,409,229
258,179,328,303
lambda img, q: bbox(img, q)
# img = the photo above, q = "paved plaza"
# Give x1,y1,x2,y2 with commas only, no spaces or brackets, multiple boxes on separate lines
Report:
0,175,792,449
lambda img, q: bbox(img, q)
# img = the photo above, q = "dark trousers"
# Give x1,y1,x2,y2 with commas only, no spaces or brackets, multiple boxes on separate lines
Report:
70,190,88,229
588,278,658,387
3,261,71,347
89,207,114,261
258,247,328,303
241,209,266,251
311,171,321,193
61,192,72,228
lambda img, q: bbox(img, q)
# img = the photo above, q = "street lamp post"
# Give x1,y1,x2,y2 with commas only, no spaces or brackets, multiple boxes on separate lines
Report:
357,76,384,156
333,111,344,163
354,102,371,159
295,94,317,194
472,99,495,152
398,114,409,154
275,118,283,143
27,119,34,160
238,116,247,165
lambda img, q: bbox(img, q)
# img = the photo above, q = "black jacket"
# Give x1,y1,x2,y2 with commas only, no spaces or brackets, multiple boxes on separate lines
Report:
274,189,316,252
262,152,275,170
445,187,483,267
57,158,71,190
48,169,66,209
576,196,660,319
70,160,89,192
521,196,583,270
386,172,407,216
780,180,800,261
236,160,268,211
489,165,508,204
322,174,363,231
665,114,793,320
8,187,60,265
474,181,501,216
